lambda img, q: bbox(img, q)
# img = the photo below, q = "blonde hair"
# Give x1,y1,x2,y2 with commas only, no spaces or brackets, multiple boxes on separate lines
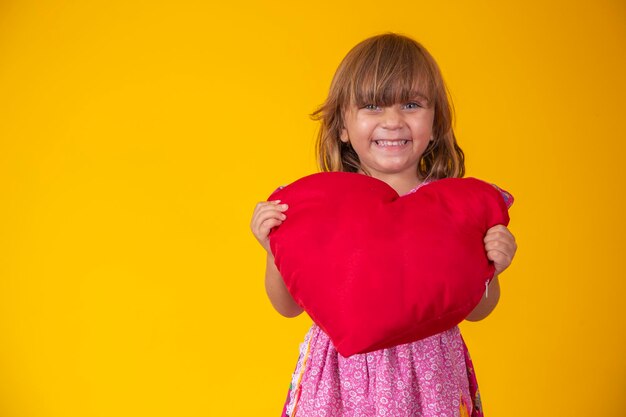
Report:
312,33,464,180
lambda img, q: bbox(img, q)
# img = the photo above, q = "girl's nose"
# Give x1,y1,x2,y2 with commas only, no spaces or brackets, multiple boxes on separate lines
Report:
381,107,403,129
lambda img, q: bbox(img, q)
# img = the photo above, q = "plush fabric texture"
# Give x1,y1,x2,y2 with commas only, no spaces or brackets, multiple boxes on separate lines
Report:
268,172,511,357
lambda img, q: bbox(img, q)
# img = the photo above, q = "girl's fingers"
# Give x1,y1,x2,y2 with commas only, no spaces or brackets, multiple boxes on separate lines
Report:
484,238,515,252
485,242,517,262
484,224,512,233
254,207,287,226
252,201,288,221
484,226,515,243
259,218,283,236
251,201,288,242
487,249,512,274
251,201,288,228
256,213,285,230
254,200,282,211
487,247,511,263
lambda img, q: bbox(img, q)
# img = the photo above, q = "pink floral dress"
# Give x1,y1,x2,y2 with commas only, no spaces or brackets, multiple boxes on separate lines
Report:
281,324,482,417
279,181,513,417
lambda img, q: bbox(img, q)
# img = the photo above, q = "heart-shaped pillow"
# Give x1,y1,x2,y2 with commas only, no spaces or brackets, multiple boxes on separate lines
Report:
268,172,511,357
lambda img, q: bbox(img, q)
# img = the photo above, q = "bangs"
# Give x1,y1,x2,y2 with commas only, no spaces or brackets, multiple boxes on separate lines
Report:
345,37,437,108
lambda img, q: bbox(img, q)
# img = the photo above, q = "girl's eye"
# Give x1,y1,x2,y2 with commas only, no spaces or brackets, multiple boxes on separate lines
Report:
404,102,422,109
363,104,380,111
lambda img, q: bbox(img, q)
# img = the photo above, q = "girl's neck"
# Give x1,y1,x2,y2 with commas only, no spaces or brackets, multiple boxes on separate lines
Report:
362,171,423,196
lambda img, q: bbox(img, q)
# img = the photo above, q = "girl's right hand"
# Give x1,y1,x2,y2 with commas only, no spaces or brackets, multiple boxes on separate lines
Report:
250,200,288,253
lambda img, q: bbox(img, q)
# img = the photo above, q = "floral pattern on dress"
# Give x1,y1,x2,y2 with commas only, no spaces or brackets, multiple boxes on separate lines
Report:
282,325,480,417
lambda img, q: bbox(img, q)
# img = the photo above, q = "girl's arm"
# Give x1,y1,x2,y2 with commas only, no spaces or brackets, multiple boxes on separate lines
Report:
251,200,303,318
265,253,304,317
465,225,516,321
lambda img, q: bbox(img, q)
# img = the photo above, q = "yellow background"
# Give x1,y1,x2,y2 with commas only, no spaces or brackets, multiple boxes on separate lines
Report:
1,0,625,416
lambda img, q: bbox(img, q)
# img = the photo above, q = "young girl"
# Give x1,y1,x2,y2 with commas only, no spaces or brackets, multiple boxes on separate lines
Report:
251,33,517,417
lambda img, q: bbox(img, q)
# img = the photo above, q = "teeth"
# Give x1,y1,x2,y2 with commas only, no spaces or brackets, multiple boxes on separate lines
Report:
375,140,408,146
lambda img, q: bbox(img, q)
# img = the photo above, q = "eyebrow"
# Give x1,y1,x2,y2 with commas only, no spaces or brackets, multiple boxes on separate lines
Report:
409,93,430,102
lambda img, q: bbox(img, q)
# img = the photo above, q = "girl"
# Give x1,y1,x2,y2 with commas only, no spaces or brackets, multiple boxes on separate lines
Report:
251,33,517,417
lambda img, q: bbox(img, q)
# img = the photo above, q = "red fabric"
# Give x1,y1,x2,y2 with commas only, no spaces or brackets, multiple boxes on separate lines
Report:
268,172,510,357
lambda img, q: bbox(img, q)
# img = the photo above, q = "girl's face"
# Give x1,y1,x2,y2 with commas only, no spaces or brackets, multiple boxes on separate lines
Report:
340,97,435,184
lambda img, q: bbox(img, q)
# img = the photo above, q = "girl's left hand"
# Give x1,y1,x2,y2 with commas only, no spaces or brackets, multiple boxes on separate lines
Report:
484,225,517,275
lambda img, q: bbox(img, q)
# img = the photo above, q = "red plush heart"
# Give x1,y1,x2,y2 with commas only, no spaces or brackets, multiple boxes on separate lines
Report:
268,172,510,357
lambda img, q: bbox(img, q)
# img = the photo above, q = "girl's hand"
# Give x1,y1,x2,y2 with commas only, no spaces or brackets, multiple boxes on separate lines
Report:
250,200,288,253
252,200,301,317
484,225,517,275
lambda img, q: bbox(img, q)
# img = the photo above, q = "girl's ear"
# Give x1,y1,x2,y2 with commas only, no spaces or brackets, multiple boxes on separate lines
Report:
340,128,349,143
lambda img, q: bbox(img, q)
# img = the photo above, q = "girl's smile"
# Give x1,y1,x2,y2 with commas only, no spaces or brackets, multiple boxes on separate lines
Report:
373,139,411,147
